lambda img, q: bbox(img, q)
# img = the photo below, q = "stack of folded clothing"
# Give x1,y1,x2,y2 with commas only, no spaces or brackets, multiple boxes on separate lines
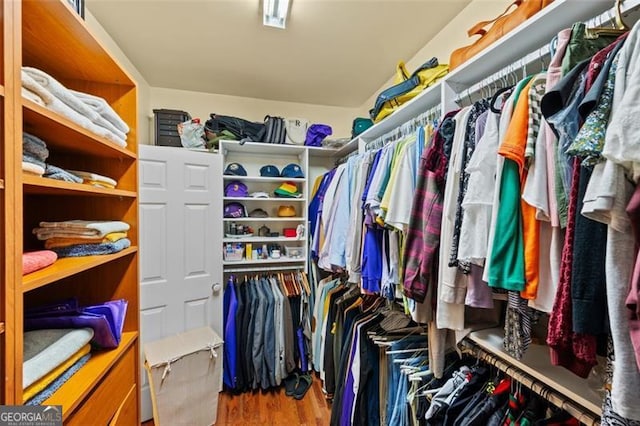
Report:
43,164,83,183
21,67,129,147
68,170,118,189
23,328,93,404
22,133,49,176
33,220,131,258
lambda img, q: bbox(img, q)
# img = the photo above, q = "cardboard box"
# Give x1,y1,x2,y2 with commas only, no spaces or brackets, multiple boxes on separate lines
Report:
144,327,223,425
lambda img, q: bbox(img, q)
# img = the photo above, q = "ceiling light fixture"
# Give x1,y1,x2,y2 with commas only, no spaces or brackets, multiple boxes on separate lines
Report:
263,0,290,29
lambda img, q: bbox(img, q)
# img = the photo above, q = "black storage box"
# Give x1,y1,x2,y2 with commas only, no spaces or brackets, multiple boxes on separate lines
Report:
153,109,191,147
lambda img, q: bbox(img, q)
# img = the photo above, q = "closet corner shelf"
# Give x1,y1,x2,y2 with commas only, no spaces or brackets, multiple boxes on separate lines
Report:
223,256,305,266
466,328,602,415
23,175,137,198
22,0,135,86
22,246,138,293
220,140,307,156
223,196,306,202
41,331,137,420
223,217,305,222
222,236,307,243
23,99,137,160
223,176,305,184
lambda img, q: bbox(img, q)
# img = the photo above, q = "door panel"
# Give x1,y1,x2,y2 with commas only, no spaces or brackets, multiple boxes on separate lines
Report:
138,145,223,421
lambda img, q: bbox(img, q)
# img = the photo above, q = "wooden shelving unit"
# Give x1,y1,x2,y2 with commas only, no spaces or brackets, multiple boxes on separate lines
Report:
0,0,140,421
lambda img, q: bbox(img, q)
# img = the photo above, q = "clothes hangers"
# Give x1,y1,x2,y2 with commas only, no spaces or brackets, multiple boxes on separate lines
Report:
585,0,628,39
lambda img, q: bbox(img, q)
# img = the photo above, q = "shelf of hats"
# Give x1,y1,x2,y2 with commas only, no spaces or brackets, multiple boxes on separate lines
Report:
219,140,309,270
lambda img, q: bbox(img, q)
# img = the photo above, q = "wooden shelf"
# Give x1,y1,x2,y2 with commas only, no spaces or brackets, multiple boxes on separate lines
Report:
42,331,137,419
23,247,138,293
23,174,136,198
223,176,305,183
223,217,305,222
0,322,4,335
223,256,305,266
23,99,136,160
0,178,4,189
223,236,306,243
0,84,4,97
466,328,603,415
22,0,134,86
223,197,306,202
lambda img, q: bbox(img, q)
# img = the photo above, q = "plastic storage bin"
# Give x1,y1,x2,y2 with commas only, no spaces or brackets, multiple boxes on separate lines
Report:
153,109,191,147
285,246,304,258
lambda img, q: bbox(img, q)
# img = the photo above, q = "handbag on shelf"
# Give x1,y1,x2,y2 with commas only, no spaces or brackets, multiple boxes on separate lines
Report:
449,0,555,70
284,118,310,145
369,57,449,123
25,298,128,349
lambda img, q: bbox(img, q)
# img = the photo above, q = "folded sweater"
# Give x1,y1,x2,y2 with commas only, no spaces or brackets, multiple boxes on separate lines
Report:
34,220,130,240
51,238,131,258
23,250,57,275
23,133,49,161
44,232,127,249
43,164,83,183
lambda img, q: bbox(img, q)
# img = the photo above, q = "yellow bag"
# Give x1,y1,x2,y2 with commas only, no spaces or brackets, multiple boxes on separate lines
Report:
370,57,449,123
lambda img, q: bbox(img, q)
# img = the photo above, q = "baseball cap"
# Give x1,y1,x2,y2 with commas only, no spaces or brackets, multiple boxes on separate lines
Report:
249,208,269,218
260,165,280,177
224,163,247,176
274,182,302,198
277,205,297,217
223,202,247,218
224,181,248,197
281,163,304,178
250,191,270,198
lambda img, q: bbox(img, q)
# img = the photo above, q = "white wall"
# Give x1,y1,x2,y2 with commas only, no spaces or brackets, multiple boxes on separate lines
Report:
85,10,152,144
357,0,513,116
150,87,359,142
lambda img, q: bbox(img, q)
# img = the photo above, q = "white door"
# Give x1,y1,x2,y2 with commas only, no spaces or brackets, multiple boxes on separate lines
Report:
138,145,223,421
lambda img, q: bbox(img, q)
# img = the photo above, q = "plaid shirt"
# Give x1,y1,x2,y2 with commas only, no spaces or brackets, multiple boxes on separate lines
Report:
403,113,457,303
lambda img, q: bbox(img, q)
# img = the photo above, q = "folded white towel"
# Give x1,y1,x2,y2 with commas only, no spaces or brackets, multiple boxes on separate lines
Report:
70,90,130,134
22,161,45,176
67,170,117,187
23,328,94,388
34,220,130,240
22,87,45,106
23,68,128,142
21,70,127,148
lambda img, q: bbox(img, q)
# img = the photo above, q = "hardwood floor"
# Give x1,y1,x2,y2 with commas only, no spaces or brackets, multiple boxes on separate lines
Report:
141,375,332,425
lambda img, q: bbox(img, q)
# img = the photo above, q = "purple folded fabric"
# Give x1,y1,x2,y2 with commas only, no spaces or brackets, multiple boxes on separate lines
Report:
25,299,128,349
23,250,57,275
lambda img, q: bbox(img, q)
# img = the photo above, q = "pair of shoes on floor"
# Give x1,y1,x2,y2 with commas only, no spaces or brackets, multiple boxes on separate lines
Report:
283,372,313,400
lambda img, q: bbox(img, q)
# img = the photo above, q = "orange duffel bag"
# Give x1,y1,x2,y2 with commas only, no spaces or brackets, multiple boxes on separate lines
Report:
449,0,554,70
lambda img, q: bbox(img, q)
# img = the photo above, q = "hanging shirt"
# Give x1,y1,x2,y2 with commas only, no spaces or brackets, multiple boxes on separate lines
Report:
385,138,418,231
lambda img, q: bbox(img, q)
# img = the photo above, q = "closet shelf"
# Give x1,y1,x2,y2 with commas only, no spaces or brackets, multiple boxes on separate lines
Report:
220,140,307,156
466,328,602,415
23,246,138,293
0,84,4,97
445,0,635,87
223,197,306,202
223,236,306,243
23,99,136,160
222,176,305,184
23,175,137,198
0,179,4,189
223,256,305,266
223,217,305,222
306,146,342,158
41,331,137,420
22,0,135,86
0,322,4,335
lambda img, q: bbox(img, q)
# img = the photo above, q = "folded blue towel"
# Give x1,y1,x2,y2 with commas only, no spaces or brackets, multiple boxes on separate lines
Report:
23,133,49,161
23,153,46,170
44,165,83,183
25,354,91,406
51,238,131,258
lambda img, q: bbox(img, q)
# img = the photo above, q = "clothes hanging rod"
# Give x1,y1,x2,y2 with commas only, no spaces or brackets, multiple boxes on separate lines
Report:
224,265,305,273
461,342,600,425
364,104,441,152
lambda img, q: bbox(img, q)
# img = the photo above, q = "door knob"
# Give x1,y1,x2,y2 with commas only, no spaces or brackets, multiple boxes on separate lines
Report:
212,283,222,293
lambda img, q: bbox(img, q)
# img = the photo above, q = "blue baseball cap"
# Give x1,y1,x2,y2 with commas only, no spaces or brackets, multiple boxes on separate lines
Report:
260,165,280,177
224,163,247,176
281,163,304,178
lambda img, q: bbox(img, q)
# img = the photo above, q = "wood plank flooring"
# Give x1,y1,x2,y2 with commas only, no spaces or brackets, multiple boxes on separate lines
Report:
141,375,332,425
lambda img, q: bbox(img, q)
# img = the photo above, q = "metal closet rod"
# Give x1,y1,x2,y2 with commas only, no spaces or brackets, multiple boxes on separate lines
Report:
462,343,600,425
224,265,304,273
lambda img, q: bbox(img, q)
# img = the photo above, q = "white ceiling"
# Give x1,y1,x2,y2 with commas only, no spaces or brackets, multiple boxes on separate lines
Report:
87,0,471,107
